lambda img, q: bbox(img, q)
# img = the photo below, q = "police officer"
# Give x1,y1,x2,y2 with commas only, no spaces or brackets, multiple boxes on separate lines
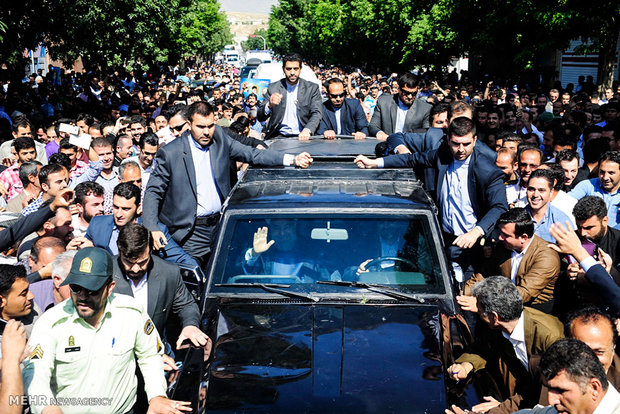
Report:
23,247,191,414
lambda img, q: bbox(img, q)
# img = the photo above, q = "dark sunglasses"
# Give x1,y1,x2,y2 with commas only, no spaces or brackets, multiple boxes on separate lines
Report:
330,93,346,98
400,90,416,97
171,123,187,132
69,284,106,296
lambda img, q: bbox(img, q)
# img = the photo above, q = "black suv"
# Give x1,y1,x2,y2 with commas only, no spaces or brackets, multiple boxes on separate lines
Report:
171,138,498,413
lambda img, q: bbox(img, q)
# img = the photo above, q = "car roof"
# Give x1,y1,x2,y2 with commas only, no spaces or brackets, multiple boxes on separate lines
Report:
266,137,378,159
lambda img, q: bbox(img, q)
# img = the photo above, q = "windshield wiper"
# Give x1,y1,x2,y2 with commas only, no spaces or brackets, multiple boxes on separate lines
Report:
317,280,425,303
215,283,319,302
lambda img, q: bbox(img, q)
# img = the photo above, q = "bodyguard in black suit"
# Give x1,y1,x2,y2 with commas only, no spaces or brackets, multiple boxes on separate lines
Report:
112,223,205,349
257,53,323,140
317,78,368,139
143,101,313,263
369,72,432,140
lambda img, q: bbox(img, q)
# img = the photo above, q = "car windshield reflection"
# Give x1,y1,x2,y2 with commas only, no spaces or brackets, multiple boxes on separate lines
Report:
213,215,445,294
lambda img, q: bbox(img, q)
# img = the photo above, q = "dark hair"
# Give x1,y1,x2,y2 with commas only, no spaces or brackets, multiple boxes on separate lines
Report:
553,135,577,150
139,132,159,149
188,101,214,122
540,338,608,392
565,306,617,343
325,77,345,90
497,207,534,238
129,115,147,128
229,117,251,135
528,168,554,188
518,146,543,164
13,137,36,153
113,182,141,205
18,161,42,187
38,163,66,186
74,181,104,205
583,138,611,164
165,104,190,121
502,134,523,144
556,149,580,163
76,113,95,127
397,72,419,89
11,116,31,134
546,163,565,191
59,138,77,152
599,150,620,166
431,102,451,121
30,236,66,264
117,222,152,259
472,276,523,322
448,116,476,138
282,52,303,66
573,195,608,221
0,265,27,297
91,137,112,149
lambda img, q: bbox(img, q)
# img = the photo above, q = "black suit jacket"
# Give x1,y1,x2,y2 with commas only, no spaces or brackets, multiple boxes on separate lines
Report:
257,78,323,139
382,142,508,235
112,255,200,340
585,263,620,315
317,98,369,136
369,94,432,136
143,127,285,244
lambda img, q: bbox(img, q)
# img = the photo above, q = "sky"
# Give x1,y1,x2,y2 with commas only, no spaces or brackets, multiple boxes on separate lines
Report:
219,0,278,14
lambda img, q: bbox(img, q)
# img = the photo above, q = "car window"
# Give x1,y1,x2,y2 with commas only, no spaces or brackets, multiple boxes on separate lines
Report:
214,214,445,293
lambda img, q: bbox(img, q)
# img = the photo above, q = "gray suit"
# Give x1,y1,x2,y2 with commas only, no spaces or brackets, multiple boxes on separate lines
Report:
257,78,323,139
369,94,432,136
143,127,285,246
112,255,200,341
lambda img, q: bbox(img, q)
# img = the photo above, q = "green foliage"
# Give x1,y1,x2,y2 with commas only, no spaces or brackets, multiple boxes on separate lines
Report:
242,28,269,51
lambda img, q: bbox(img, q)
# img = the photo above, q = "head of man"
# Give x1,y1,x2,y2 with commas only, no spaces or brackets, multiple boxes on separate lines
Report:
486,109,501,130
537,95,548,107
58,139,78,168
447,117,477,161
13,137,37,164
282,53,303,85
495,147,518,181
566,307,617,374
128,115,147,144
450,101,474,123
154,114,168,132
115,135,133,161
573,196,609,244
76,113,94,135
39,163,69,198
138,132,159,169
598,151,620,194
188,101,216,148
497,208,535,252
41,206,73,241
549,89,559,103
518,147,543,184
326,78,346,109
527,169,554,214
61,247,116,326
92,137,114,171
267,219,298,252
472,276,523,331
503,108,517,129
430,102,451,129
11,117,32,139
117,223,152,281
51,250,77,303
112,182,141,227
119,161,142,189
557,150,581,188
28,236,66,273
502,135,523,153
18,161,42,192
74,181,105,224
0,264,33,320
397,73,420,107
540,338,609,414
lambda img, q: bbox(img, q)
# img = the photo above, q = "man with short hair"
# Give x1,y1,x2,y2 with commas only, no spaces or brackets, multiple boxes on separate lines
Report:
58,138,88,180
0,265,38,347
23,247,190,413
5,161,41,213
570,151,620,229
91,137,119,214
515,338,620,413
48,250,76,308
86,182,198,267
0,116,47,164
513,147,544,205
21,163,69,217
557,149,589,191
496,147,520,204
0,137,38,200
257,52,323,140
526,169,572,243
128,115,147,148
122,132,158,187
27,237,66,311
113,223,206,350
114,135,133,167
71,181,104,237
369,72,433,140
317,78,368,140
448,277,564,413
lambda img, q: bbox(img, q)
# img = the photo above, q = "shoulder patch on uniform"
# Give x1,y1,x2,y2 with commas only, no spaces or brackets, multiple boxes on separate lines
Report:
144,319,154,335
29,344,44,360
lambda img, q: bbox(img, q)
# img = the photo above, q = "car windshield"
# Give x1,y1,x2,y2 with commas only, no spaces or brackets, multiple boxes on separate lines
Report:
212,214,446,294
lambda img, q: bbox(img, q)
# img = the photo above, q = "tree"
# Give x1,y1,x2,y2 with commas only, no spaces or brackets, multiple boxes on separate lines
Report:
242,29,269,52
177,0,233,59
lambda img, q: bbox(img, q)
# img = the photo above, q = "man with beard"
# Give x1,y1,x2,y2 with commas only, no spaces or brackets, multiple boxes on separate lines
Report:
23,247,191,414
570,151,620,229
71,181,104,237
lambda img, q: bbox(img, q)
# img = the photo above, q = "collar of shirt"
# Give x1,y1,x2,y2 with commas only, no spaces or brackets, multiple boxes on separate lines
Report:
286,82,298,93
527,204,551,225
125,272,148,290
504,312,526,343
188,134,211,151
595,178,620,196
67,296,113,330
450,154,472,170
397,98,410,110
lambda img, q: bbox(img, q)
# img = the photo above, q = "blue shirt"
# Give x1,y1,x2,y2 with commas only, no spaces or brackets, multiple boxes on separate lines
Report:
569,178,620,229
440,156,478,235
527,204,572,243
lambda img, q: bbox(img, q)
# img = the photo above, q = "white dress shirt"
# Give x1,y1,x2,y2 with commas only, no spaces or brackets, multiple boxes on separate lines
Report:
188,135,222,216
502,312,528,369
127,273,149,314
394,98,409,133
334,107,342,134
510,239,532,283
280,82,301,135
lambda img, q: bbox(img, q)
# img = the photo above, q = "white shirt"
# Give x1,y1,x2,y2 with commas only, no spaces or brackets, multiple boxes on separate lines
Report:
510,239,532,283
188,135,222,216
502,312,528,369
394,98,409,133
334,107,342,134
550,190,577,227
594,384,620,414
122,155,156,188
127,273,149,312
280,82,301,136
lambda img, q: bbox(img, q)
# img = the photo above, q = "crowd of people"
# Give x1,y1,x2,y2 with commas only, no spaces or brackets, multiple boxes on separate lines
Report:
0,50,618,413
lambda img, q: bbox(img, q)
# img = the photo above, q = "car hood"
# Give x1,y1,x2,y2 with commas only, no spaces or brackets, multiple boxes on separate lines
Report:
204,303,446,413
